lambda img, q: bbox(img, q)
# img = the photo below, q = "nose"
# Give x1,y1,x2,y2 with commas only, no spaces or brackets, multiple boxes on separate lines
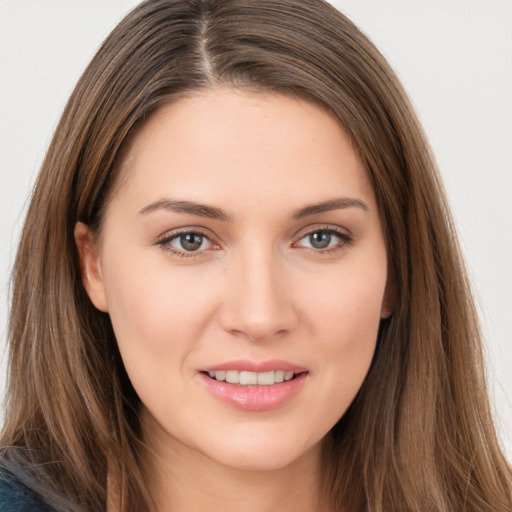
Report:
218,248,298,342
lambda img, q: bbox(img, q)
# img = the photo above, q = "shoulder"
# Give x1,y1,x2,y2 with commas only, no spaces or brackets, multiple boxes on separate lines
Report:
0,474,48,512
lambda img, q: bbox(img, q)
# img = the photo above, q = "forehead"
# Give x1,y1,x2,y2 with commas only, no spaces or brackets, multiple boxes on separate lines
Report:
109,87,375,216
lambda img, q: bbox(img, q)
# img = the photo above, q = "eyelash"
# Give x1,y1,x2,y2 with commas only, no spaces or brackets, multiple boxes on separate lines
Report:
293,225,354,255
155,225,353,259
155,228,218,259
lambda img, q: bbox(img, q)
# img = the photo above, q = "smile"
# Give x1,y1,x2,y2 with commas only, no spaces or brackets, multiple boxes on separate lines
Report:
198,360,309,411
206,370,297,386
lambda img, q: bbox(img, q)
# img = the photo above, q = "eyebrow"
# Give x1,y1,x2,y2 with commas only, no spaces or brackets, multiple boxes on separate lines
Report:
292,197,369,219
139,196,368,221
139,199,232,221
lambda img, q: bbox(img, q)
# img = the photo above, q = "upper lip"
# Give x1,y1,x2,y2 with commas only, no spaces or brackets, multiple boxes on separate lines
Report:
200,359,308,373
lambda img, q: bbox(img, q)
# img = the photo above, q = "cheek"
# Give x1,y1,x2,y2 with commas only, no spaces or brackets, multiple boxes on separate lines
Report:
99,254,222,426
302,257,386,417
306,253,387,341
100,250,217,364
315,281,382,375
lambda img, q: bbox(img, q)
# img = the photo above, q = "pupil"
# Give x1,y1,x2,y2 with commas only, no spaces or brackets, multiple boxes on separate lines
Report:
310,232,331,249
180,233,203,251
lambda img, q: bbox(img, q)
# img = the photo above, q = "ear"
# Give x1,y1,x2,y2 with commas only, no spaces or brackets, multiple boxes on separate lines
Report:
74,222,109,312
381,270,395,319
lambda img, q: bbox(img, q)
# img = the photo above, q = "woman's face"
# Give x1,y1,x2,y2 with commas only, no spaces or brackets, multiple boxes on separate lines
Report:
77,88,392,472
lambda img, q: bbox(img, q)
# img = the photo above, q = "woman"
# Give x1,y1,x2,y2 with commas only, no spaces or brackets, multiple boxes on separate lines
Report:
1,0,510,511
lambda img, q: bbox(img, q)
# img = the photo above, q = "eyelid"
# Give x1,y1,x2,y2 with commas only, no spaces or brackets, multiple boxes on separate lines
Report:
155,226,220,258
154,223,353,259
292,224,354,252
294,223,352,240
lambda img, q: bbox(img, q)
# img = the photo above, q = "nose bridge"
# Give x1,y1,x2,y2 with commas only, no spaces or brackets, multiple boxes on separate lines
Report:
221,242,296,340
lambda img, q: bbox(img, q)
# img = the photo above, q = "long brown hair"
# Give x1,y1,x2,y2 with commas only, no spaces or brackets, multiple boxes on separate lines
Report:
1,0,510,510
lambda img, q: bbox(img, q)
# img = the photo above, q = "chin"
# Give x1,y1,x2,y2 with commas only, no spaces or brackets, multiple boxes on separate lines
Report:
199,430,323,473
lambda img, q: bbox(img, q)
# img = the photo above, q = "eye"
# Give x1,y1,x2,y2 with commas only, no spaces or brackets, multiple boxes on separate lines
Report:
156,229,218,257
305,231,335,250
172,233,207,252
295,227,353,252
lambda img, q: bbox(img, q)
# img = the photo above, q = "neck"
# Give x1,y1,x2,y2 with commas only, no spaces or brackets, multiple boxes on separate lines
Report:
140,421,327,512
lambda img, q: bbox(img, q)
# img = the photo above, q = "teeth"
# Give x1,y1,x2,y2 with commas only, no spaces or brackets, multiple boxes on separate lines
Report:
208,370,299,386
215,370,226,381
257,371,275,385
225,370,239,384
240,371,258,385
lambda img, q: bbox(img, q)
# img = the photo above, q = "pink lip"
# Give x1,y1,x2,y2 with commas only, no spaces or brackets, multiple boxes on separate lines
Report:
198,372,308,411
200,358,307,373
197,359,309,412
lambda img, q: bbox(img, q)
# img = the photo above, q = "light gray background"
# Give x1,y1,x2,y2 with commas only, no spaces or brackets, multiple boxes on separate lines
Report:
1,1,511,458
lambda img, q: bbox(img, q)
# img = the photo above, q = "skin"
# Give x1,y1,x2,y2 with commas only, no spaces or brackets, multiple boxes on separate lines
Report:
76,88,392,512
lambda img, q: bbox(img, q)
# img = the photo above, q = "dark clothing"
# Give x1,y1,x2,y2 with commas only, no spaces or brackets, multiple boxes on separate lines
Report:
0,476,47,512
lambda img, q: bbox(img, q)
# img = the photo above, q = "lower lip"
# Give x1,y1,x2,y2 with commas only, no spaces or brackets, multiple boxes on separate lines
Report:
198,372,308,411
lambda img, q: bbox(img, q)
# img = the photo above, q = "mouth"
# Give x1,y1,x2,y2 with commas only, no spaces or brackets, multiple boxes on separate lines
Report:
198,361,308,411
202,369,303,386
